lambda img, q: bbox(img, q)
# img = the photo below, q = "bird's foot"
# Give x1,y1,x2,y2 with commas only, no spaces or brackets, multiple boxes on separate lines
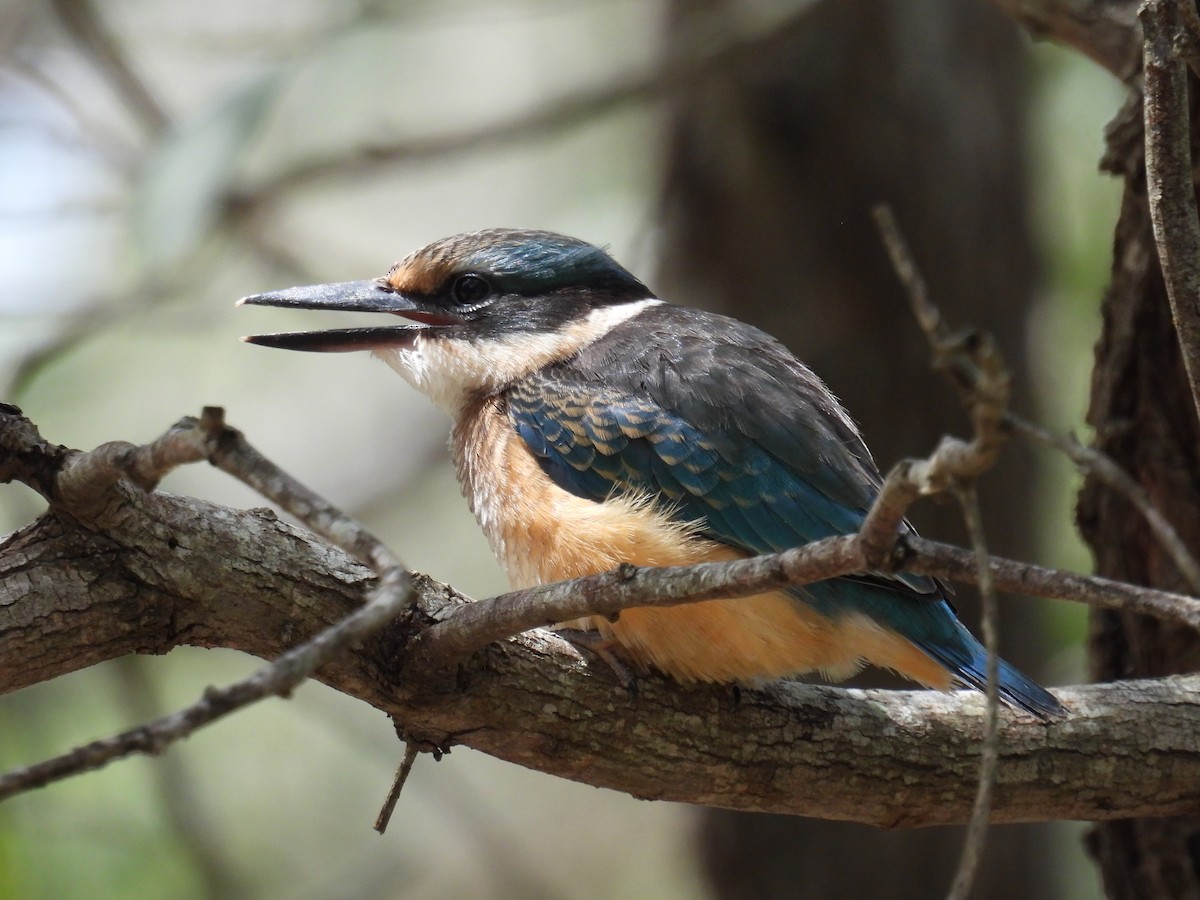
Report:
554,628,638,695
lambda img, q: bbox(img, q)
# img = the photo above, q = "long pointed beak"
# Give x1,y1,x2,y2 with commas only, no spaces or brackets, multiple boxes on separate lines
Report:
238,279,461,352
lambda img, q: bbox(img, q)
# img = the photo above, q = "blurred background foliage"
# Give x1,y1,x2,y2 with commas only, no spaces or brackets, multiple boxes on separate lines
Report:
0,1,1121,897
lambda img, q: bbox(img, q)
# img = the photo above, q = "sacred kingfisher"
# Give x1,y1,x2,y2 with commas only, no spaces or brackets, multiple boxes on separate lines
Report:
240,228,1063,718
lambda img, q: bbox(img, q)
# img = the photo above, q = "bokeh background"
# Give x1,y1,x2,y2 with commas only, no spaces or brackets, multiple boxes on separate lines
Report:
0,1,1122,897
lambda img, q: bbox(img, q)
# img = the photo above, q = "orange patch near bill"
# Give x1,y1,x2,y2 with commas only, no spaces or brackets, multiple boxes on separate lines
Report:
384,244,457,295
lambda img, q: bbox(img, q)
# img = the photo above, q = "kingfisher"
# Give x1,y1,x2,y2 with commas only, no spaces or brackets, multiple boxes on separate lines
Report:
240,228,1063,718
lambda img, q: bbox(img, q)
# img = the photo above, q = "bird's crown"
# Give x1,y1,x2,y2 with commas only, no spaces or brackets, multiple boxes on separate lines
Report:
382,228,652,309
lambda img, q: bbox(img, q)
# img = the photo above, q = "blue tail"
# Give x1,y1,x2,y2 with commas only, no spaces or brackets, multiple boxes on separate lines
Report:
804,580,1065,720
914,618,1066,720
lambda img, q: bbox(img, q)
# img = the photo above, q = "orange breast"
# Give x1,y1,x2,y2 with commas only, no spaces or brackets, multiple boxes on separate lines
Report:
453,399,952,688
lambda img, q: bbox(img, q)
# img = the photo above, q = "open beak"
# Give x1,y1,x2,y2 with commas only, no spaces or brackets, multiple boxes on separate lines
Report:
238,279,463,352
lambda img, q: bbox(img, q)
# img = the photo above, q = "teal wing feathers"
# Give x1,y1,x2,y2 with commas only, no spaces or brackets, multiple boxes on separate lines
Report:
502,304,1064,718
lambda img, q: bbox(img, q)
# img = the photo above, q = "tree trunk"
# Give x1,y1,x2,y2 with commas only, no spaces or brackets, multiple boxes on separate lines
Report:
657,2,1063,896
1077,84,1200,898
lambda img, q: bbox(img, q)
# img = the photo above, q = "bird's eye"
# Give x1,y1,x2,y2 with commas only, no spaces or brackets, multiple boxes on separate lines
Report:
450,274,491,306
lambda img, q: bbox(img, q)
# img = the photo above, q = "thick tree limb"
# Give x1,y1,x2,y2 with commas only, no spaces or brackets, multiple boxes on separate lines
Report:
3,404,1200,825
2,492,1199,825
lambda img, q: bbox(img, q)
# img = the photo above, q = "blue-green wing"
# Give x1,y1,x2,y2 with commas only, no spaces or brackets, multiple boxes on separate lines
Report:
509,380,888,560
502,305,1067,718
505,308,937,596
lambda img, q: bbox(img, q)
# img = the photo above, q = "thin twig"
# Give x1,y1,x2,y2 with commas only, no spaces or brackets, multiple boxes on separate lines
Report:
945,485,1001,900
1007,412,1200,593
109,657,240,897
0,566,411,801
873,206,1013,426
207,415,401,573
872,205,946,340
989,0,1141,80
374,742,420,835
875,199,1200,597
413,528,1200,671
0,409,415,800
874,205,1008,895
879,194,1200,599
865,206,1010,560
1141,0,1200,426
412,537,863,668
857,462,922,568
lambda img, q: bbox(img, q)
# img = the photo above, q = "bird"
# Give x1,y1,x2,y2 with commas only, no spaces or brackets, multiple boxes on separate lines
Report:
240,227,1063,718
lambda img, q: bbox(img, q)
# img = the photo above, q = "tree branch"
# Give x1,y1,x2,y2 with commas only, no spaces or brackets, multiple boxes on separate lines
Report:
2,486,1199,825
990,0,1141,79
0,405,416,799
1007,412,1200,593
3,405,1200,824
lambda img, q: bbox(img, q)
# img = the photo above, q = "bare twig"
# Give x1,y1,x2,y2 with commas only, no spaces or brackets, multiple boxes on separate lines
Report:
412,537,863,668
911,535,1200,623
1141,0,1200,426
412,525,1200,673
1007,413,1200,593
875,200,1200,598
56,409,218,507
109,657,240,897
878,187,1200,601
0,408,415,800
374,742,420,835
860,208,1009,581
990,0,1141,80
872,206,1012,427
206,415,402,573
872,205,946,340
857,462,922,567
0,566,412,800
945,485,1001,900
874,205,1010,897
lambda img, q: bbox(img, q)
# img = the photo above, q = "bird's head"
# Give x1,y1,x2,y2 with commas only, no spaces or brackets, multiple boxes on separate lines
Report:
241,228,658,415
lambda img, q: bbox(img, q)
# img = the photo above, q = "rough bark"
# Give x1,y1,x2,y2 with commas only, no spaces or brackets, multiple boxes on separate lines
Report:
989,0,1140,79
2,487,1199,826
1077,85,1200,899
